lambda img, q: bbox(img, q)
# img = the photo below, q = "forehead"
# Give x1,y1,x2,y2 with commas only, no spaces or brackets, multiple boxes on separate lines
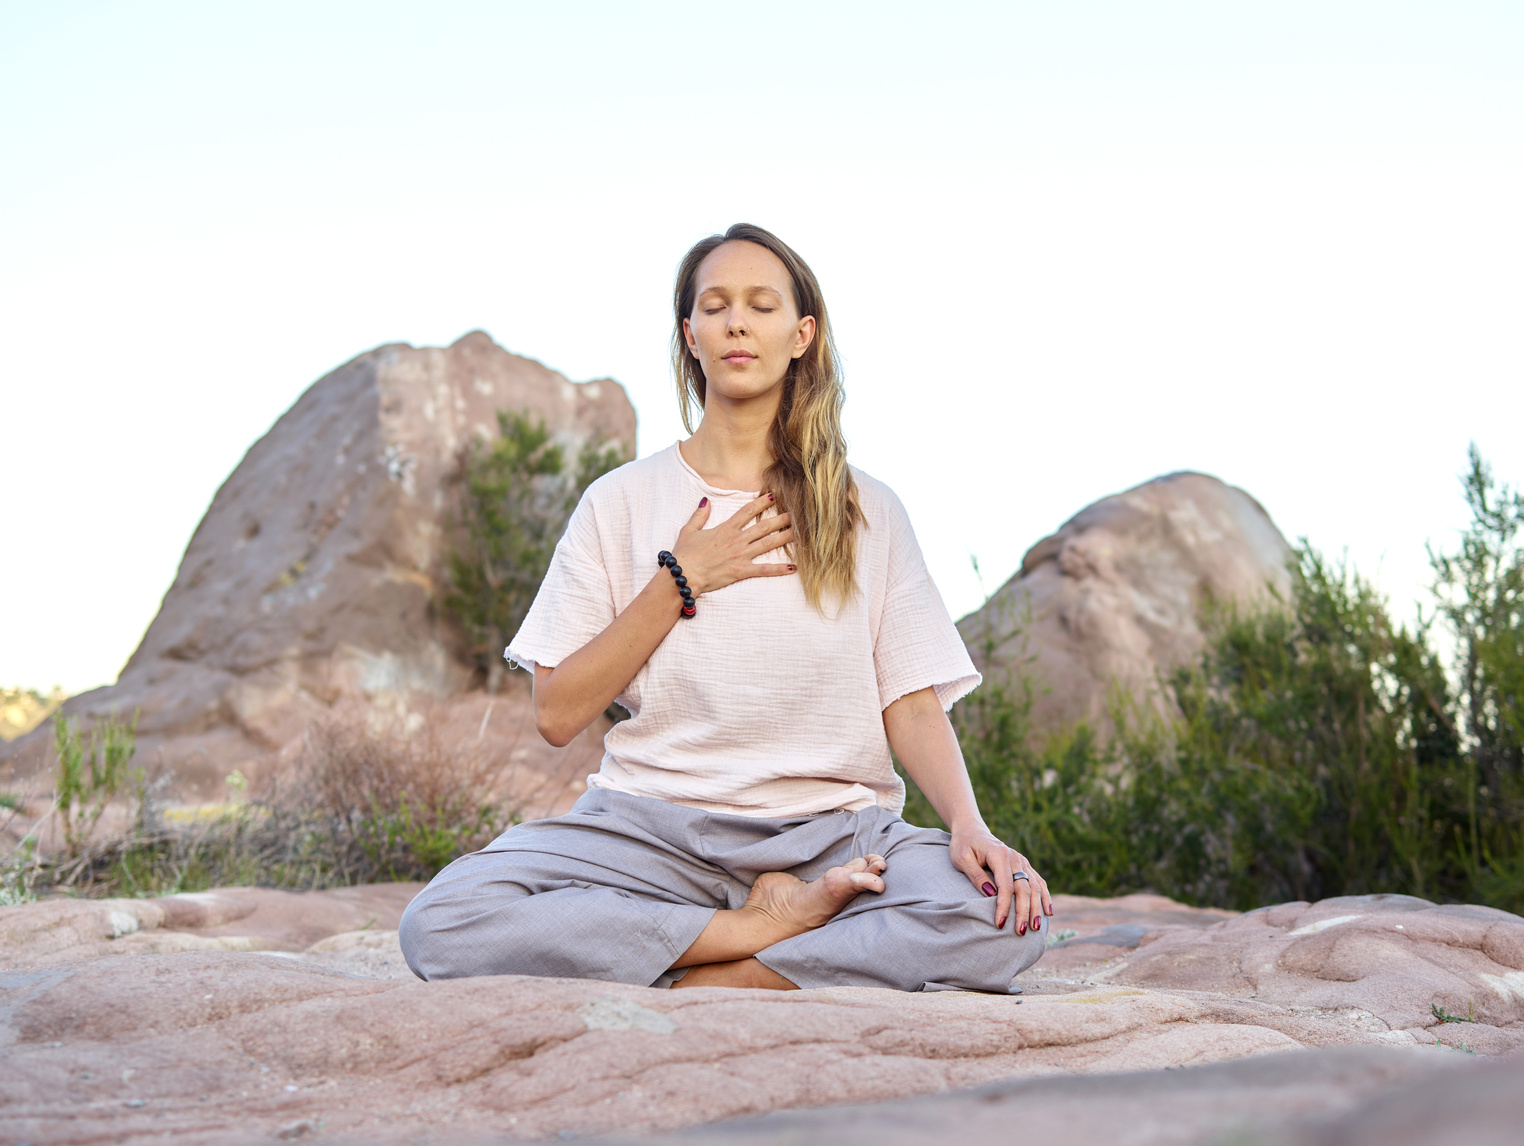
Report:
694,241,793,297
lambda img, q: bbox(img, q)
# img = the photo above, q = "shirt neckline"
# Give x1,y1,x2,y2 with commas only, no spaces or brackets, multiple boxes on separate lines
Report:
671,441,760,499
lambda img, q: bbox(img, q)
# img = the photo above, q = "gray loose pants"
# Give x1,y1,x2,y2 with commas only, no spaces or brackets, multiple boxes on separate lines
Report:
399,788,1046,992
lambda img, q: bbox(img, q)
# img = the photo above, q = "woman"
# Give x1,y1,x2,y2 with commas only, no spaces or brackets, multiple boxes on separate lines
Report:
399,224,1052,992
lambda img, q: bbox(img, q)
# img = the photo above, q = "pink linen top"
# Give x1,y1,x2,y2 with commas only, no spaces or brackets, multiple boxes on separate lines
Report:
506,443,979,818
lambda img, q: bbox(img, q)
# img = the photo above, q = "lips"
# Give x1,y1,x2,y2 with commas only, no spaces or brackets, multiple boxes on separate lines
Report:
722,351,756,363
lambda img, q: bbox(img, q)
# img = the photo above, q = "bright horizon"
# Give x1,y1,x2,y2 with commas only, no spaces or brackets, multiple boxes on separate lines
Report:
2,1,1521,694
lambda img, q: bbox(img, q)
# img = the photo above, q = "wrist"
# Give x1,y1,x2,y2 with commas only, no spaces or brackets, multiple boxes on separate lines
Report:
946,811,989,837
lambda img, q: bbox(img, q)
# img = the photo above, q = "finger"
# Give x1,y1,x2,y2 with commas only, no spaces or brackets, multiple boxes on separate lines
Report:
732,492,774,528
848,871,886,893
1012,866,1033,936
747,528,795,556
951,850,994,899
864,853,887,875
1012,853,1041,932
742,511,792,540
1036,870,1054,917
989,846,1015,931
679,497,712,536
743,560,797,578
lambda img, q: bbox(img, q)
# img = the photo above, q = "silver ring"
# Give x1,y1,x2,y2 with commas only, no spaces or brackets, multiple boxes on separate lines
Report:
1013,872,1029,882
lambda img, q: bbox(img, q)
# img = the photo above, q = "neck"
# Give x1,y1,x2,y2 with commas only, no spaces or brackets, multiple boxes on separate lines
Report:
681,386,780,492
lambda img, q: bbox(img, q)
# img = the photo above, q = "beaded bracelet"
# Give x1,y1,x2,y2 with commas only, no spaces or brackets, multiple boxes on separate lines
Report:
657,550,696,618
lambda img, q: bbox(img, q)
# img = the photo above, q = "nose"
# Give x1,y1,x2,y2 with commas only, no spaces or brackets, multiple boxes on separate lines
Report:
726,306,749,337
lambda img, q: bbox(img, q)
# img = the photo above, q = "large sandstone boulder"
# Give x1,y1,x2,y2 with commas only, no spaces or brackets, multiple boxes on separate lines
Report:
960,471,1293,731
1,885,1520,1143
0,333,634,801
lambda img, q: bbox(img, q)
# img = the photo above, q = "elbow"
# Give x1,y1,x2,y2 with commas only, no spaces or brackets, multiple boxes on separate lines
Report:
537,721,576,749
532,700,577,748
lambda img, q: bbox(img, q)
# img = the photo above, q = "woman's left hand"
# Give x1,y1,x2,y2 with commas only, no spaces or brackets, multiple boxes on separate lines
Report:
948,825,1053,935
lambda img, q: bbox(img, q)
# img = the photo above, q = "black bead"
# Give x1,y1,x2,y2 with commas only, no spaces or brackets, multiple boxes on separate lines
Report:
679,586,693,599
657,550,672,566
669,565,682,577
673,575,688,588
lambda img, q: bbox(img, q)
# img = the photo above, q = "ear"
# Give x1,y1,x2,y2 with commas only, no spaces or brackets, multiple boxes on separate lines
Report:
792,314,817,360
682,316,699,358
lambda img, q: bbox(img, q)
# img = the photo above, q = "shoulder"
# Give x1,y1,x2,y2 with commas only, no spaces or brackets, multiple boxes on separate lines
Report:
579,445,681,510
850,466,913,531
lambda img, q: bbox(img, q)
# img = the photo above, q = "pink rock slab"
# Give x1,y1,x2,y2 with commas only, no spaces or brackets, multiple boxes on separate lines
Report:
1,886,1521,1144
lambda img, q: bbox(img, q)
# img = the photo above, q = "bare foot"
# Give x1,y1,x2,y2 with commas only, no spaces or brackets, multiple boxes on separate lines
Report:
741,854,888,942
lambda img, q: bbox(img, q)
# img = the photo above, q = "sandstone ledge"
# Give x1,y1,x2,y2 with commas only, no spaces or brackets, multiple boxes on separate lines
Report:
1,887,1520,1144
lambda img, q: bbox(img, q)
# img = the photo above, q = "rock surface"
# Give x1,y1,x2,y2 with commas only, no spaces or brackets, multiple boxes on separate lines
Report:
960,471,1292,730
2,885,1520,1144
0,333,634,802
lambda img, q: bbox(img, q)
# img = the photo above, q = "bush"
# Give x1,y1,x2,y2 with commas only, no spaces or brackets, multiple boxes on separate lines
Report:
3,701,515,899
443,411,625,691
907,447,1524,914
53,709,141,859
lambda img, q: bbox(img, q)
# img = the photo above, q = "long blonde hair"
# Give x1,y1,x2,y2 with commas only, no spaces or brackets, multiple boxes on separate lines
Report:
671,223,863,610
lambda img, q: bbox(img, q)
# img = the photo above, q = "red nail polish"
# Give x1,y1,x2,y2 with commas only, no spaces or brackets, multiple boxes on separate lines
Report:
699,496,708,507
1033,918,1041,930
997,915,1006,928
981,882,996,897
1018,923,1027,935
787,564,796,571
768,492,775,501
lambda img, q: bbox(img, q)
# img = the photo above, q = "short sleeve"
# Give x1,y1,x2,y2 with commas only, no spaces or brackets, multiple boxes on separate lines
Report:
505,494,615,672
873,495,982,711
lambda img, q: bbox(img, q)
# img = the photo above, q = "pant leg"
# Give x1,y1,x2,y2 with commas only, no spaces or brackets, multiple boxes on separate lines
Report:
398,790,723,987
750,809,1048,993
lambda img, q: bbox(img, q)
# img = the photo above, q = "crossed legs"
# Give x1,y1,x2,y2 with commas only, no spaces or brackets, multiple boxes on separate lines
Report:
670,855,887,989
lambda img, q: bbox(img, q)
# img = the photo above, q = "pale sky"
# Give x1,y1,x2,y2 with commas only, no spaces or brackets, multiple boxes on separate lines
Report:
2,1,1521,694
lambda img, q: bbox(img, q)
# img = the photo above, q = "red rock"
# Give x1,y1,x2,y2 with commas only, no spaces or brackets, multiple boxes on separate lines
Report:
961,471,1292,730
2,885,1521,1144
0,333,633,805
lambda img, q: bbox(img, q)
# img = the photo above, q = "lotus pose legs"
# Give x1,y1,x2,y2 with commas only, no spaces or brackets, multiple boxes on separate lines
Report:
671,855,888,989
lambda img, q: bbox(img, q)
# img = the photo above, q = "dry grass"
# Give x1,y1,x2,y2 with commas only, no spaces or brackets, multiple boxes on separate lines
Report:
3,698,520,900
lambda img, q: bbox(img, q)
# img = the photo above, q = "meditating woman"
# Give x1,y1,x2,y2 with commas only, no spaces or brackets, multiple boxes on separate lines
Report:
399,224,1052,992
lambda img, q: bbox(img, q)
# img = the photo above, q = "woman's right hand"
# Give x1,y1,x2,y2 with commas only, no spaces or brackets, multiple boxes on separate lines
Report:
671,494,796,596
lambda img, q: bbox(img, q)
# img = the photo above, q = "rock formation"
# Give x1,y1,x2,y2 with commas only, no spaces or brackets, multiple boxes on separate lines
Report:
2,886,1520,1144
959,471,1293,731
0,333,635,803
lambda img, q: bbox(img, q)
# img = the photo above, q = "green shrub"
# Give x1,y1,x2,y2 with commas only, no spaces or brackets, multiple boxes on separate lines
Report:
443,411,625,691
908,448,1524,914
53,709,140,859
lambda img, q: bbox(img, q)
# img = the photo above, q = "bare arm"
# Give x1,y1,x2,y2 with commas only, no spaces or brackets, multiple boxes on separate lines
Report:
885,687,1053,933
531,493,795,747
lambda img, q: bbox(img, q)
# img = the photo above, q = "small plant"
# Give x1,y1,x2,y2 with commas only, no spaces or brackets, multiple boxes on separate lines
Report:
0,792,20,811
1431,1001,1477,1024
53,709,140,858
1045,928,1078,948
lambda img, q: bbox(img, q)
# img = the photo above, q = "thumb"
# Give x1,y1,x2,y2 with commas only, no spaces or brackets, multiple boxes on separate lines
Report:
950,851,994,898
681,496,711,535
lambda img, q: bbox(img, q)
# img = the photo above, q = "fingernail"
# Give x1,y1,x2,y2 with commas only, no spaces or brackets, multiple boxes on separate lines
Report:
996,915,1006,929
981,882,996,897
1018,923,1027,935
1033,917,1041,930
768,492,775,501
699,497,708,507
787,564,796,571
